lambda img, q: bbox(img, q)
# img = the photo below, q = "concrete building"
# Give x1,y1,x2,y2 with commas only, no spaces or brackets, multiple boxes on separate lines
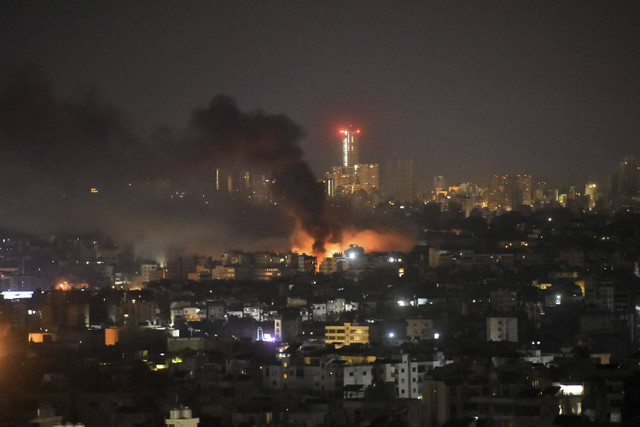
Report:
406,318,434,341
375,353,431,399
165,407,199,426
319,254,348,275
487,317,518,342
325,323,369,347
141,263,163,283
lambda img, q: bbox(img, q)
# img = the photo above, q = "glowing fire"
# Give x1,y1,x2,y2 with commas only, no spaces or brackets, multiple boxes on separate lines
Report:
57,281,71,291
290,222,414,260
56,281,89,291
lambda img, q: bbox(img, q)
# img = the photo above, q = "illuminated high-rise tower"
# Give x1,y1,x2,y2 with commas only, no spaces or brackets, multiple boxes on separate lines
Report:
326,126,378,197
340,126,360,167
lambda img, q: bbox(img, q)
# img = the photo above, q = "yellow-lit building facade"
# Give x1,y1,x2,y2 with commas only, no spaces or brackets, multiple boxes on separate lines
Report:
325,322,369,347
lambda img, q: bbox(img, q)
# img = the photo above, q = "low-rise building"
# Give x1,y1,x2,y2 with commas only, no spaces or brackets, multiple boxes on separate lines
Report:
325,323,369,348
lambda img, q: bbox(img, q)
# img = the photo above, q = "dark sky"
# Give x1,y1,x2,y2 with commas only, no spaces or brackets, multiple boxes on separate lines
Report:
2,1,639,186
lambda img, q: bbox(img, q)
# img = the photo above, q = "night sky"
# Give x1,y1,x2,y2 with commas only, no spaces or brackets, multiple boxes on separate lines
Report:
2,1,639,186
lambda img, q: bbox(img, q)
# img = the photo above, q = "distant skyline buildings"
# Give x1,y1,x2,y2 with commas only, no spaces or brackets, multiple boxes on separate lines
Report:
383,158,415,202
620,156,639,197
215,168,273,202
154,149,638,216
433,176,446,193
327,127,379,197
328,128,420,201
322,121,639,213
489,174,532,210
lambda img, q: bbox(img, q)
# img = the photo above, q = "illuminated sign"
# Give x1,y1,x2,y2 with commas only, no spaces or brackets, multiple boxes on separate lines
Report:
1,291,34,299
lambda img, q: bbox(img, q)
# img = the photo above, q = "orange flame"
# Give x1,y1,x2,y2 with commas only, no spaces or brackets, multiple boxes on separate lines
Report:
290,221,414,260
56,281,71,291
56,281,89,291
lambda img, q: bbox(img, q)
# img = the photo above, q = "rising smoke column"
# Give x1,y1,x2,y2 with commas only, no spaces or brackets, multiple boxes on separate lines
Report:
190,95,335,254
0,66,409,256
0,66,331,255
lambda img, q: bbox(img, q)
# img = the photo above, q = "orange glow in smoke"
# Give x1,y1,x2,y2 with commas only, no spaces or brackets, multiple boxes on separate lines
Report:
290,222,414,260
57,281,71,291
56,281,88,291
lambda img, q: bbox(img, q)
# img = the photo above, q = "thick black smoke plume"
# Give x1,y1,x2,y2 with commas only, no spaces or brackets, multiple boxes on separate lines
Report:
0,65,341,257
190,95,335,254
0,64,134,190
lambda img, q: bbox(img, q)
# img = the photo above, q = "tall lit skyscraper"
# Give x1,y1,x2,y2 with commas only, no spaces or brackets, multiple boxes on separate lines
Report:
340,126,360,167
326,126,378,197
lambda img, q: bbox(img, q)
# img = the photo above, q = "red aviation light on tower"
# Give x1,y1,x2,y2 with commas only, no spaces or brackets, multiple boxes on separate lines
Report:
338,128,361,134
